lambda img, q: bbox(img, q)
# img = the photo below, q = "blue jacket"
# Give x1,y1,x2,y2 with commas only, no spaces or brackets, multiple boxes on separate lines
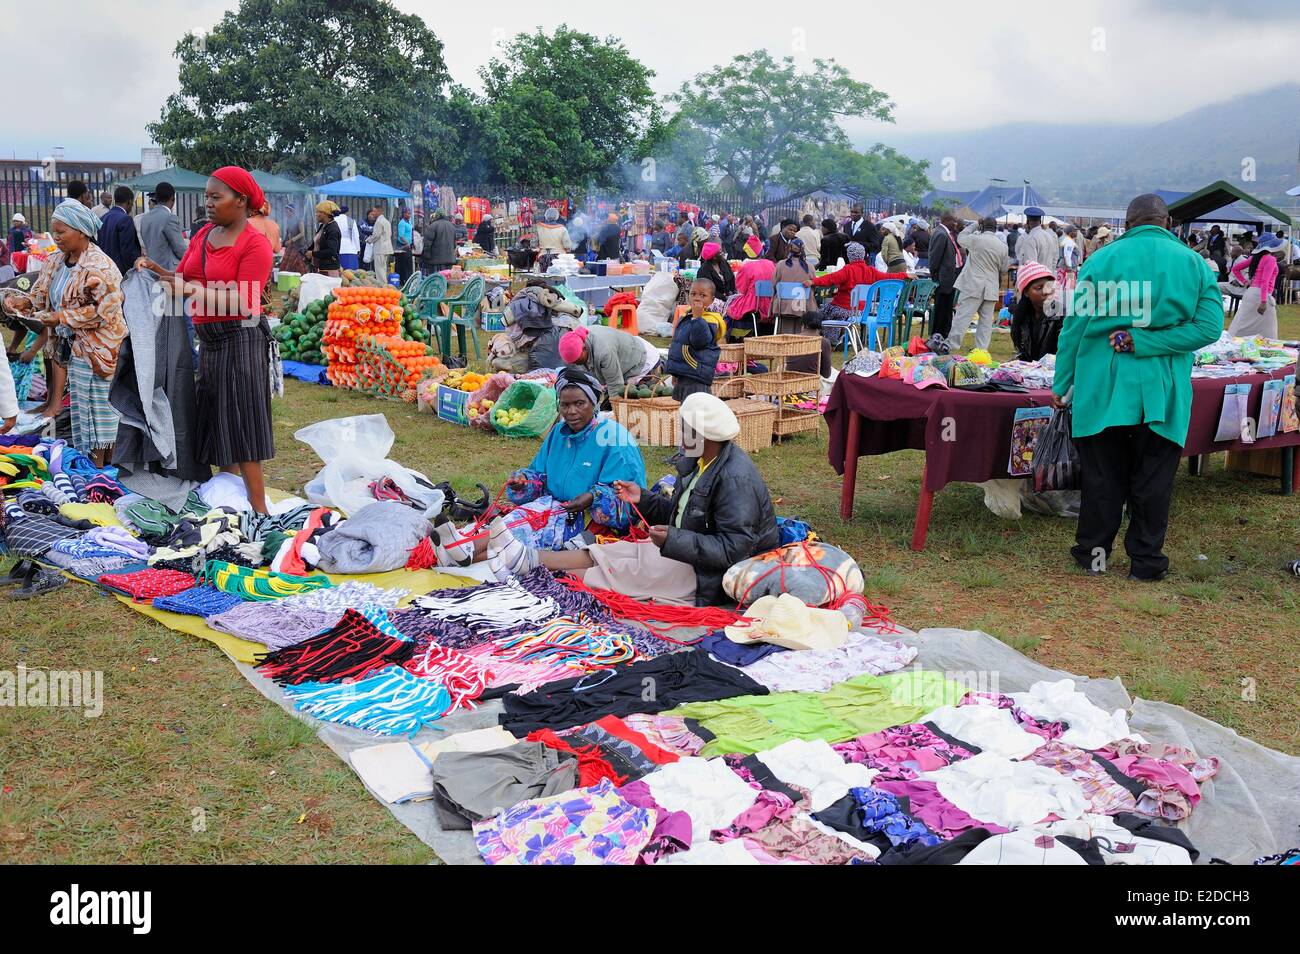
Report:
97,206,141,277
666,311,724,385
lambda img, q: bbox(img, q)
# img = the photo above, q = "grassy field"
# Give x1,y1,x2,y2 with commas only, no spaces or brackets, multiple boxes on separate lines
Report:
2,306,1298,863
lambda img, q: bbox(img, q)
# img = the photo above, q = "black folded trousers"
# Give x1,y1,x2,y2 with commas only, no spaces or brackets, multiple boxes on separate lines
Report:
1071,423,1182,578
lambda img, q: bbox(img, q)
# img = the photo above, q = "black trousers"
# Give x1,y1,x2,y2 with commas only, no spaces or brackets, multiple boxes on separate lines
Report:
932,290,955,338
395,250,414,286
1071,424,1182,578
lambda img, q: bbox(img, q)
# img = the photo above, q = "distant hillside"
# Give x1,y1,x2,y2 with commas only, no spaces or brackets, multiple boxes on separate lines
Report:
875,84,1300,209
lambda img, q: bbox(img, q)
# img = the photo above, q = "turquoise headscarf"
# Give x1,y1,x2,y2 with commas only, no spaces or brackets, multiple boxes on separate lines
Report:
52,198,101,238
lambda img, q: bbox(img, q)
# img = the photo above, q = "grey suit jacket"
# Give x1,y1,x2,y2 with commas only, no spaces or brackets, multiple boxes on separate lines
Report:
954,227,1011,301
138,206,188,271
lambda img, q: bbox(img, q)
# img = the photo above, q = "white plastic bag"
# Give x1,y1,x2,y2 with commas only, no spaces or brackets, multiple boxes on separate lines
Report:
637,270,679,329
294,414,445,517
297,273,342,309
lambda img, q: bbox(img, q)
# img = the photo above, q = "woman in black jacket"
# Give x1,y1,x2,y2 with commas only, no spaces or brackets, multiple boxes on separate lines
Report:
1009,263,1061,361
486,393,779,605
474,215,496,254
695,241,736,300
310,201,341,275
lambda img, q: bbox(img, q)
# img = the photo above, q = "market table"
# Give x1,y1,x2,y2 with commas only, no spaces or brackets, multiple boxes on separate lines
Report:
559,273,653,310
825,366,1300,550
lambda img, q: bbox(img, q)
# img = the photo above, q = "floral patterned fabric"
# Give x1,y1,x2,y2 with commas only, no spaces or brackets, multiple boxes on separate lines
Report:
1026,740,1139,816
473,779,657,865
25,245,127,378
833,722,975,781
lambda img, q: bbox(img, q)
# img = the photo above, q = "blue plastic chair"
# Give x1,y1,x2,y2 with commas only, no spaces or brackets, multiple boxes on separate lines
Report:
750,279,776,337
863,280,906,353
821,284,872,356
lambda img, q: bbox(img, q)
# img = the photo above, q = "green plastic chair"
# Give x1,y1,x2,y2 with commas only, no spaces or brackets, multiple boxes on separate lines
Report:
400,270,423,297
433,275,485,361
901,278,937,341
414,274,447,327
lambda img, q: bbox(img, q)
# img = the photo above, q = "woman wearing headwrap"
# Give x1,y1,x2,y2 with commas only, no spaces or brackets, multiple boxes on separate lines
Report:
473,214,496,254
310,200,341,275
678,226,709,269
7,199,126,463
136,166,276,513
486,392,779,605
436,368,646,566
808,240,910,344
696,241,736,300
771,236,816,334
536,207,574,256
878,219,907,271
558,324,661,398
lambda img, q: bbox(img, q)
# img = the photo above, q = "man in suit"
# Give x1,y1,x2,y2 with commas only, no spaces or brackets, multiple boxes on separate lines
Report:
949,217,1011,352
366,204,393,279
843,203,881,256
97,185,143,277
927,212,963,342
1015,207,1059,269
137,181,188,271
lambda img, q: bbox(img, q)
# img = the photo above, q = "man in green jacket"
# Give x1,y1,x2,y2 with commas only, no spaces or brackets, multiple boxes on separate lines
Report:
1052,194,1223,581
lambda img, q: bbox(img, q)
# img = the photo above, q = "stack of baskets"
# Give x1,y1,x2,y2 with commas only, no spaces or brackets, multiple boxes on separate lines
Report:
741,335,823,439
710,343,746,399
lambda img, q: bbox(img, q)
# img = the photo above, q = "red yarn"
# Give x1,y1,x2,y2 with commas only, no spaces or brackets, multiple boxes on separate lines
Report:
526,729,627,787
556,573,745,642
406,536,439,570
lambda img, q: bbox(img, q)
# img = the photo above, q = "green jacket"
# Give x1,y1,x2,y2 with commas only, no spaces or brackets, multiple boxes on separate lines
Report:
1053,224,1222,447
584,324,652,394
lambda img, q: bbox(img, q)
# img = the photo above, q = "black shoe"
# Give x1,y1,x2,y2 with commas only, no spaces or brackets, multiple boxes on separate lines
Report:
1127,570,1169,582
10,568,66,599
448,483,492,522
0,560,31,587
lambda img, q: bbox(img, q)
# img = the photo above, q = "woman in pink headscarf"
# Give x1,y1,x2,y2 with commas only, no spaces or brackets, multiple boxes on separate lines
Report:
695,240,735,301
136,165,275,513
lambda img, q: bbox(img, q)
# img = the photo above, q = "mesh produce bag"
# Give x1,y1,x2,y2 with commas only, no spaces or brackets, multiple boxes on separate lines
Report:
490,379,559,438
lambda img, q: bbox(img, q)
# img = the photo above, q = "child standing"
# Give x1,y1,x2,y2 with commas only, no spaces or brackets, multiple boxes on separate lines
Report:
666,278,726,402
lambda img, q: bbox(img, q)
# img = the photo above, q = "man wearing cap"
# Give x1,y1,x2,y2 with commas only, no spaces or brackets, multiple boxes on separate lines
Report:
950,216,1011,352
485,392,779,606
137,181,188,271
1015,207,1059,269
1052,193,1222,582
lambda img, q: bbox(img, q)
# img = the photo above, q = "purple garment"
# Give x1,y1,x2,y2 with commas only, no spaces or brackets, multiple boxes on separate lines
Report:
699,631,788,666
849,787,941,848
833,723,974,781
619,779,693,864
959,690,1067,741
874,779,1010,839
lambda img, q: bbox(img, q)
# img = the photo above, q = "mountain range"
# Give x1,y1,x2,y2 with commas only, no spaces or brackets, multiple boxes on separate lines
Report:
874,83,1300,210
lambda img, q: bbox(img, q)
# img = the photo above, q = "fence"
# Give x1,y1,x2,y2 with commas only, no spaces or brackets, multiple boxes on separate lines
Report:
0,167,208,238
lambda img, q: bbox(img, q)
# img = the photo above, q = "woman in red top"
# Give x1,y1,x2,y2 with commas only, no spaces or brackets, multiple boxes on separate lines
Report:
136,166,275,514
806,240,910,344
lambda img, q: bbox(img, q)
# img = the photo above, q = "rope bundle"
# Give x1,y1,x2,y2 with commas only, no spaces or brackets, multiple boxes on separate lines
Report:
402,642,489,712
255,607,412,685
486,617,639,671
281,666,455,735
199,559,333,601
555,574,744,641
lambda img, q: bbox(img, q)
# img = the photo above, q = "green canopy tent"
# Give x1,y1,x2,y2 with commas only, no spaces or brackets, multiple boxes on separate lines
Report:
114,166,210,193
1165,180,1294,229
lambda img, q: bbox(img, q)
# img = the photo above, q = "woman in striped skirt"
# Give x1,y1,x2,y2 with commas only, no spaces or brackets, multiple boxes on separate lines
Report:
137,166,275,514
8,199,126,465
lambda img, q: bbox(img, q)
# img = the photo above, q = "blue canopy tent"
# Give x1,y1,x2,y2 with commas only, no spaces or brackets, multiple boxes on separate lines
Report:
314,175,409,200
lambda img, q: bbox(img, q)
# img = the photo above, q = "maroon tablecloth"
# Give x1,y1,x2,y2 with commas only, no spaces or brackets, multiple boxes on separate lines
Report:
825,366,1299,493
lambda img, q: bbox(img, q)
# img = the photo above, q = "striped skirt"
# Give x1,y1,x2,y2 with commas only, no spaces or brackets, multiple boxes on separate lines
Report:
195,319,276,466
68,357,120,452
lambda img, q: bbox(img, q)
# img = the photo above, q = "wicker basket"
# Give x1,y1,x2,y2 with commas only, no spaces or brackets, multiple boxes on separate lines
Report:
771,407,822,437
724,399,777,453
611,380,681,446
742,335,822,360
710,375,745,399
743,371,820,397
717,342,745,365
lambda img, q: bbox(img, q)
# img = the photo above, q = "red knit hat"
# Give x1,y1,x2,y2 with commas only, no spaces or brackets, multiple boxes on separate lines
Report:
1016,261,1053,294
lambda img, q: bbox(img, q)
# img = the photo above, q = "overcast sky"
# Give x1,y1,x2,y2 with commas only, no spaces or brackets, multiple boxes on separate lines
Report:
6,0,1299,162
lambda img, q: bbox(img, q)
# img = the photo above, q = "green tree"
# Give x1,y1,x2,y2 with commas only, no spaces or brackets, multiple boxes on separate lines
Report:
780,142,931,203
149,0,452,184
477,25,659,187
672,50,895,197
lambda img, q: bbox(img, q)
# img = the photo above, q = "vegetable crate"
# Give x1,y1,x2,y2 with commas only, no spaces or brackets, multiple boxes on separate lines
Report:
437,385,471,425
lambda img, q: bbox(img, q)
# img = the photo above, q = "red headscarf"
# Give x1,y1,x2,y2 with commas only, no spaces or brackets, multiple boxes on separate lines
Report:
209,166,266,215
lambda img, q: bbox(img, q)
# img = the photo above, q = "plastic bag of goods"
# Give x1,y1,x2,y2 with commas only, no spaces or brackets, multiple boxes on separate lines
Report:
637,270,679,329
490,380,558,438
467,371,516,431
294,414,444,517
416,376,440,414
